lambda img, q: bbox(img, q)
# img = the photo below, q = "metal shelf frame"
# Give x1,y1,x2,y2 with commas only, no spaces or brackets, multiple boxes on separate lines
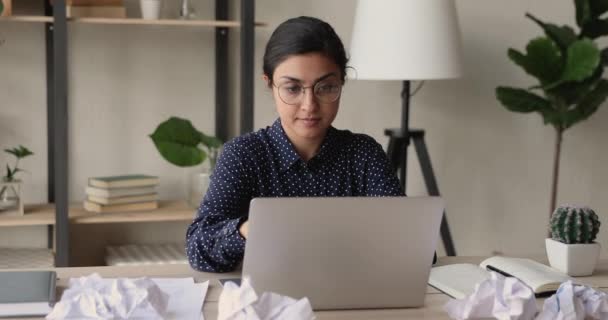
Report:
44,0,256,267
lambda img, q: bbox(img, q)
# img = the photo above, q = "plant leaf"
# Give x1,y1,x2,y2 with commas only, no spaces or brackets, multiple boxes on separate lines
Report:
198,132,222,149
4,148,18,157
15,145,33,158
0,3,3,16
496,87,561,126
496,86,551,112
563,79,608,129
602,48,608,66
152,140,206,167
526,13,578,51
562,39,601,82
580,18,608,39
590,0,608,18
508,38,562,84
576,0,592,27
149,117,205,167
547,65,603,105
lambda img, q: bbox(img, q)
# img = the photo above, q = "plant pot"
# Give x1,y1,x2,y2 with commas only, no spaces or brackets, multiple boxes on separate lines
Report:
189,169,212,208
140,0,161,20
545,238,601,276
0,180,23,215
1,0,12,17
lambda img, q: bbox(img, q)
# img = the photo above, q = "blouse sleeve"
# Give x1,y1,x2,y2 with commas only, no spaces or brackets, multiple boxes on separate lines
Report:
186,141,254,272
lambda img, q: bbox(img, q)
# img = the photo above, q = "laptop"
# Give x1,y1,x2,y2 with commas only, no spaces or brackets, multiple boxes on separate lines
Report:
241,196,444,310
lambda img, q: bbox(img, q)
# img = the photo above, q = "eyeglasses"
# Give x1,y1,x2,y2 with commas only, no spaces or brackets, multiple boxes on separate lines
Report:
274,80,343,105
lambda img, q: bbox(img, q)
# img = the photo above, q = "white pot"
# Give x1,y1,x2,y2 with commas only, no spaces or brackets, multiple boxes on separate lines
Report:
189,170,212,208
140,0,161,20
545,238,601,276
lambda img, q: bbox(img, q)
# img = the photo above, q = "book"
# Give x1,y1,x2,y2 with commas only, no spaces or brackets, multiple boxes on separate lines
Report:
85,185,156,198
429,256,572,299
50,0,124,6
0,271,56,317
84,200,158,213
88,174,159,189
87,193,157,205
66,5,127,18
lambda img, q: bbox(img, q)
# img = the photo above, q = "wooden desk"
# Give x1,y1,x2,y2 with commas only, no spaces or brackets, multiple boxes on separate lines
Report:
9,257,608,319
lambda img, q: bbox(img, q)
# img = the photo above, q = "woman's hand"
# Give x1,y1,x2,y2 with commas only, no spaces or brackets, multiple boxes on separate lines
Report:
239,221,249,239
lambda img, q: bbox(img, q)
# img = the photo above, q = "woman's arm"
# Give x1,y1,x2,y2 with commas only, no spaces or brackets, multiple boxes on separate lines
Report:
186,141,254,272
363,138,405,197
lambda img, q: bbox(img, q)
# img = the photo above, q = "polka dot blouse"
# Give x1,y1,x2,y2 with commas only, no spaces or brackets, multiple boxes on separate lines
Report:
186,118,404,272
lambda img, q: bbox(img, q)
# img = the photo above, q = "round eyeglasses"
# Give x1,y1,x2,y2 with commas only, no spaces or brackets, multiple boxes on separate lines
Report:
274,81,343,105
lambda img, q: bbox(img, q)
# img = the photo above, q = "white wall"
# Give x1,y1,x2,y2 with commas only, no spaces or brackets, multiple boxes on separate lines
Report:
0,0,607,260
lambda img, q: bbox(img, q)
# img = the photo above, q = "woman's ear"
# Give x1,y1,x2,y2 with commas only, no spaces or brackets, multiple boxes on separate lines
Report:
262,74,271,87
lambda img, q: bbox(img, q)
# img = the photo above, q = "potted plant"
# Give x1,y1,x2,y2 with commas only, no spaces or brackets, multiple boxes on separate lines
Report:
496,0,608,219
0,145,34,215
0,0,12,17
545,205,601,276
149,117,222,207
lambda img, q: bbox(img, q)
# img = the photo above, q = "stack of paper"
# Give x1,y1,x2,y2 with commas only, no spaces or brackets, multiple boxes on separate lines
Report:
46,274,208,320
150,278,209,320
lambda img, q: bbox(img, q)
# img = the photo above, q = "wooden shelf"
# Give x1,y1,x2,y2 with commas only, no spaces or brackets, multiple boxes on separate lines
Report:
70,200,194,224
0,16,266,28
0,203,55,227
0,201,194,227
0,16,52,23
69,18,267,28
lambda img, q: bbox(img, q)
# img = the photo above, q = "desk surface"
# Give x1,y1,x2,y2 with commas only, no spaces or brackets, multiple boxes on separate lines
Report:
8,256,608,319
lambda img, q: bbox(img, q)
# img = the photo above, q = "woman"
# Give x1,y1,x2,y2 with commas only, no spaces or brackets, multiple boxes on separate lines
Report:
186,16,404,273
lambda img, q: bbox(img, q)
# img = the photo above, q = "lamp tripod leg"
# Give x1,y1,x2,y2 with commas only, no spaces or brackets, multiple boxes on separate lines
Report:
411,130,456,256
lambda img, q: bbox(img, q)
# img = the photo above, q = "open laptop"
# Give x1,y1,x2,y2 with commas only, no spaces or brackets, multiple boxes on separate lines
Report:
241,196,444,310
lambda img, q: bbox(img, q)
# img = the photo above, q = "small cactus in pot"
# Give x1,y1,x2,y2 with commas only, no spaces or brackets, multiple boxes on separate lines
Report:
549,206,601,244
546,205,602,276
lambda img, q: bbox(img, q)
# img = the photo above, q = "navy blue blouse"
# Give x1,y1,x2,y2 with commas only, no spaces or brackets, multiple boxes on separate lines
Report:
186,119,404,272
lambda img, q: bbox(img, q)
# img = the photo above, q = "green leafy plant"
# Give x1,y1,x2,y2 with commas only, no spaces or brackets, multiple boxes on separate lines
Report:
149,117,222,169
496,0,608,218
3,145,34,182
549,205,600,244
0,2,4,15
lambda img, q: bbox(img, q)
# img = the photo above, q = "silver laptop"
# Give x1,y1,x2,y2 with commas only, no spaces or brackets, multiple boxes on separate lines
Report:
242,196,444,310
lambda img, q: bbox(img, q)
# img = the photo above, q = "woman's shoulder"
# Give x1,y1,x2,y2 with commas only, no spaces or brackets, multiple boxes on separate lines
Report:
221,125,275,156
332,128,383,152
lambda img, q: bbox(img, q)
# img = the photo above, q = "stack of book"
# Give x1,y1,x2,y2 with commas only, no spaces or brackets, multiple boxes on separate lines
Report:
84,174,159,213
51,0,127,18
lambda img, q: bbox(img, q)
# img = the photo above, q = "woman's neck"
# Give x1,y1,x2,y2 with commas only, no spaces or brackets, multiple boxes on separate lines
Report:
283,128,326,162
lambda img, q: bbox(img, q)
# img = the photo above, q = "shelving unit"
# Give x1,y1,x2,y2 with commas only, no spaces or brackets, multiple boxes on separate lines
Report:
0,15,52,23
0,201,193,227
1,0,260,267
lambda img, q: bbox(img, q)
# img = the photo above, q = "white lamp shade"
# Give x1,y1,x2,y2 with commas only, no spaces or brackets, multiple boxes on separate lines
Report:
349,0,464,80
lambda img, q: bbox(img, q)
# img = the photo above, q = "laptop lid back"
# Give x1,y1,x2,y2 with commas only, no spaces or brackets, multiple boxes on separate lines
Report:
242,196,444,310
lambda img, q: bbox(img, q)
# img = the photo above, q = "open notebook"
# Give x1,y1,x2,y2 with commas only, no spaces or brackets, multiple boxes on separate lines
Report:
428,256,572,299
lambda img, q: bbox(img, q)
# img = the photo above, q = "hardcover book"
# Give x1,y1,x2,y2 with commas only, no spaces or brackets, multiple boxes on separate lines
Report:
429,256,572,299
66,5,126,18
88,174,159,189
85,185,157,198
83,200,158,213
0,271,56,317
87,193,157,205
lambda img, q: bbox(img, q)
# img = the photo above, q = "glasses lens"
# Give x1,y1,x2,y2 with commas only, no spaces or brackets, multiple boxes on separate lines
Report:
314,81,342,103
276,81,342,105
278,84,303,105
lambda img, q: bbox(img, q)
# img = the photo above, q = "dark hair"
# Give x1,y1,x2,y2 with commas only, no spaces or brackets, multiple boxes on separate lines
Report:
263,16,348,87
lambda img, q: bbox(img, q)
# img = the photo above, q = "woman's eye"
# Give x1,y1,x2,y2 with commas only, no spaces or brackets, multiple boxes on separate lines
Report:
285,86,301,94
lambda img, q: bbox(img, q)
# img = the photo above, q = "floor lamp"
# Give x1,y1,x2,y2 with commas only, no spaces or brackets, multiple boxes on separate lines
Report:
349,0,464,256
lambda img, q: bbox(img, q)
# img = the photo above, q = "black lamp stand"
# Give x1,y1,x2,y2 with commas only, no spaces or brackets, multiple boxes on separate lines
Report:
385,80,457,256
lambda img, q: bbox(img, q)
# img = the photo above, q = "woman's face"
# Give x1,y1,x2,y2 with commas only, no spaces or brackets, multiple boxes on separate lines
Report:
266,52,342,144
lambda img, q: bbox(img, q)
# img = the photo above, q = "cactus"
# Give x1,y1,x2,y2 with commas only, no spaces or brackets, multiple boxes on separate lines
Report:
549,206,601,244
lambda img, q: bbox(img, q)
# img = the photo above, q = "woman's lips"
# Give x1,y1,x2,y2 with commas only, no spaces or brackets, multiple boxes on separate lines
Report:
299,118,320,127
